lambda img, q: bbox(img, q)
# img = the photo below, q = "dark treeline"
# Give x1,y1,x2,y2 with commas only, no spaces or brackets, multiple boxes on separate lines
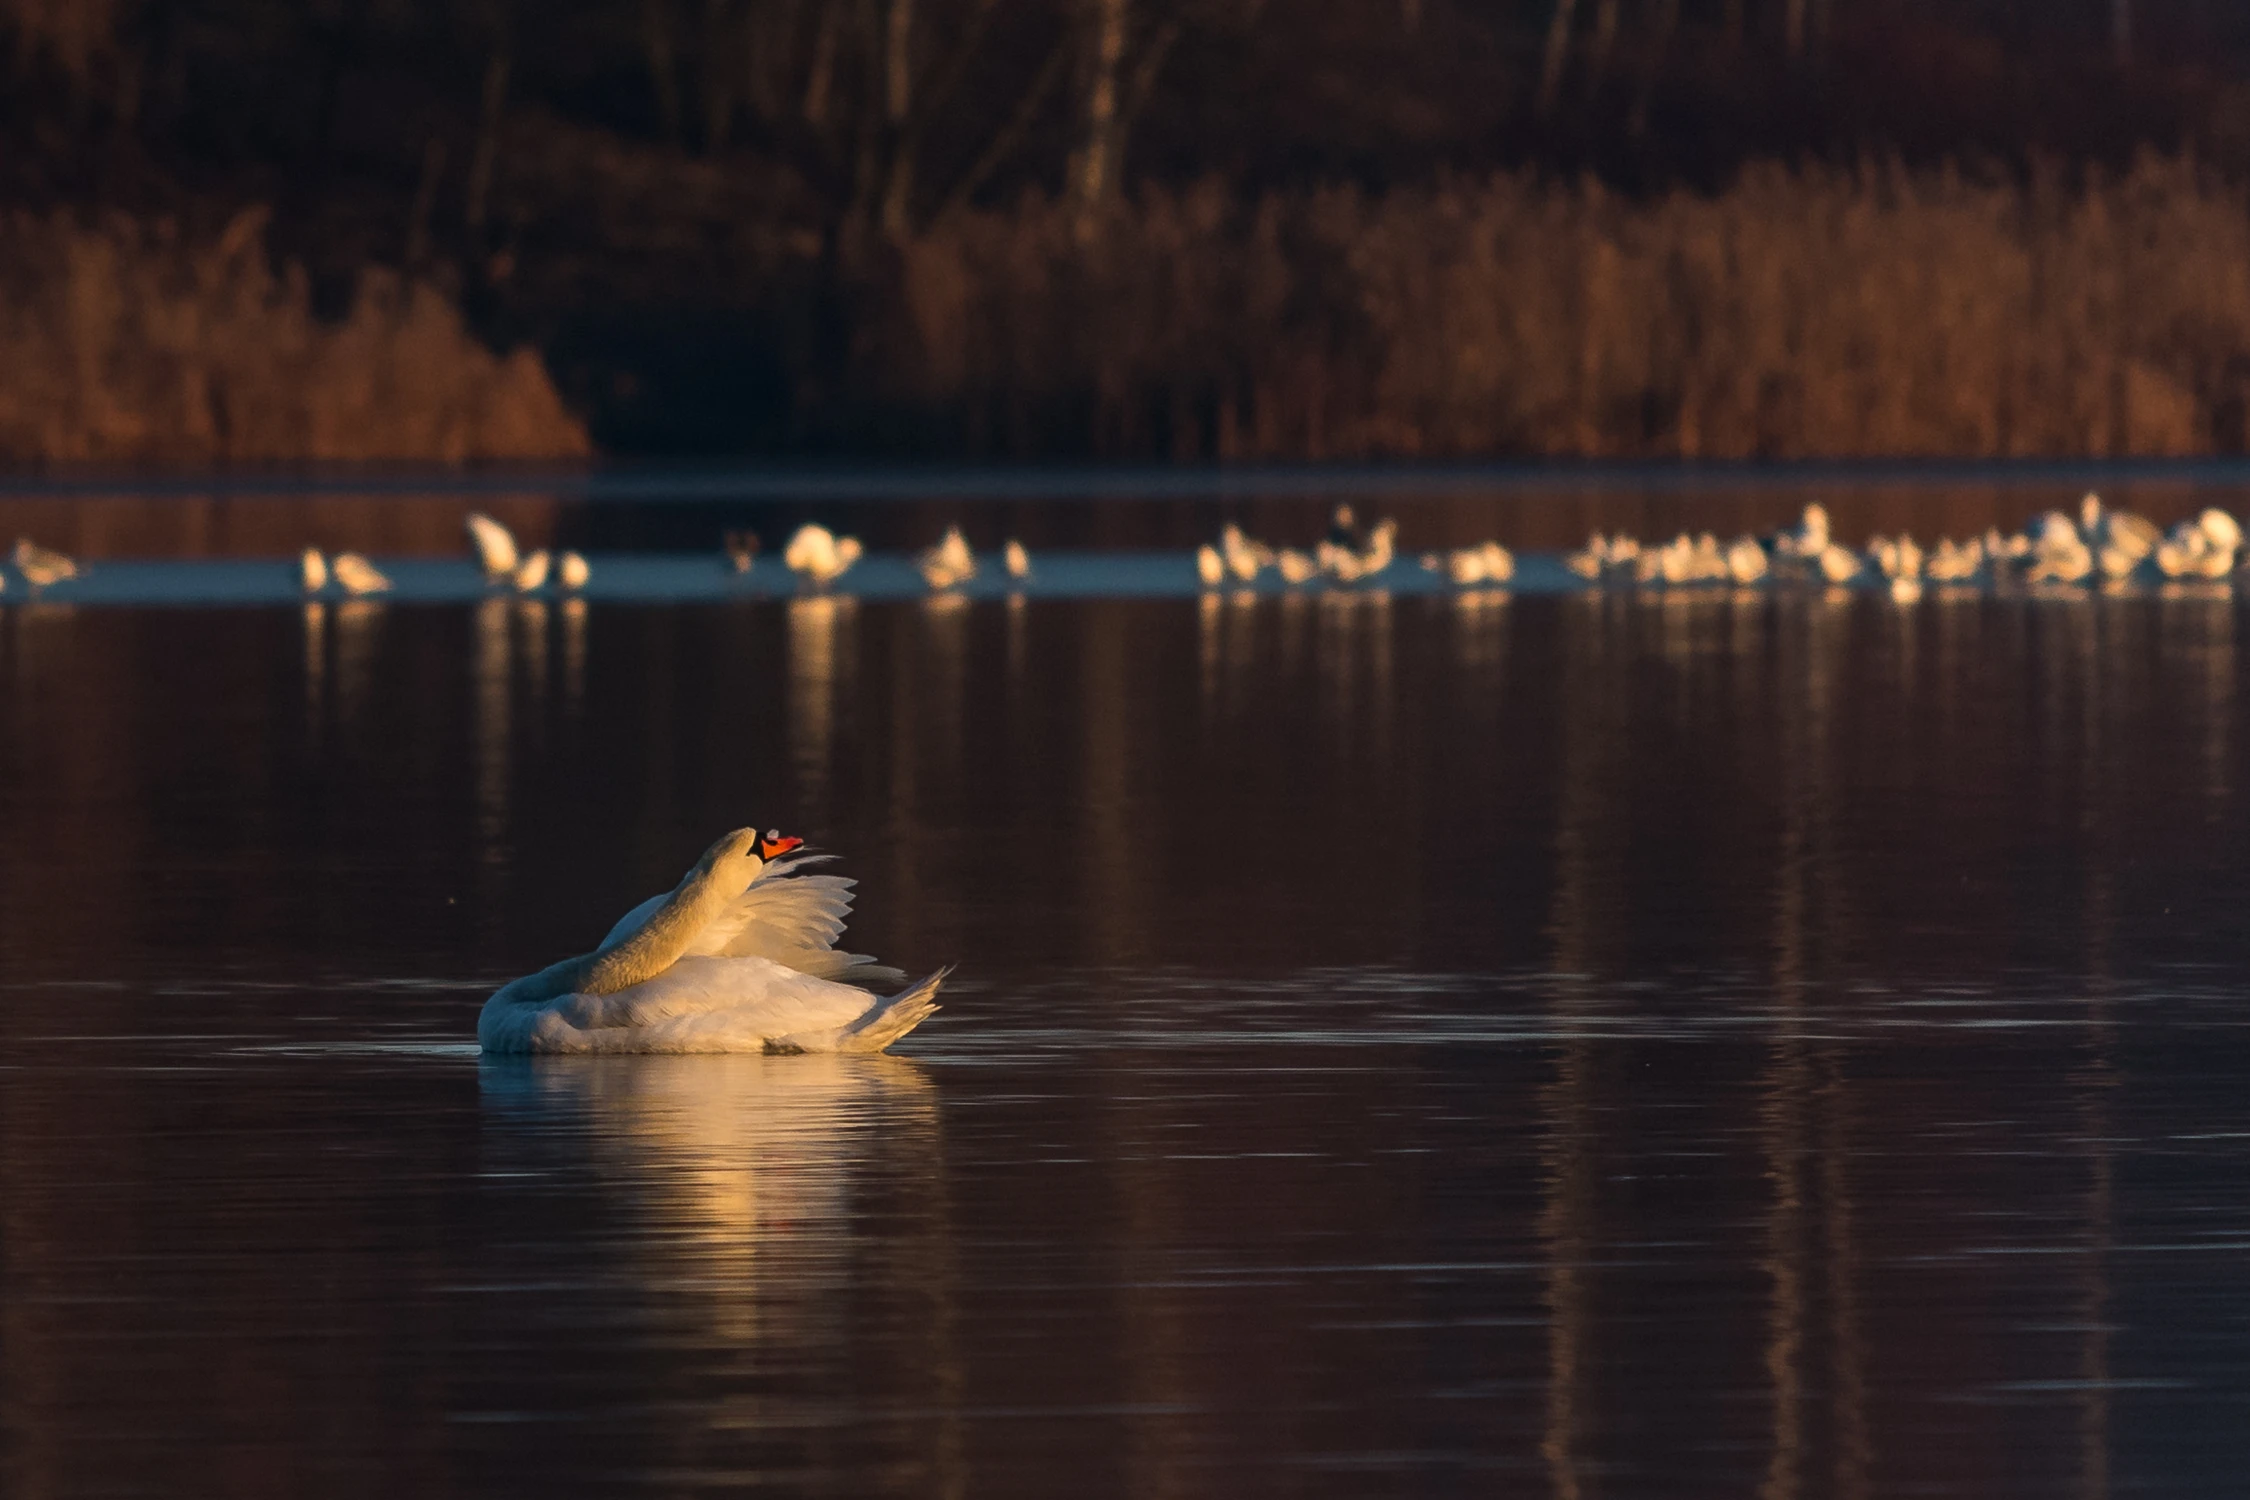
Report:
6,1,2250,461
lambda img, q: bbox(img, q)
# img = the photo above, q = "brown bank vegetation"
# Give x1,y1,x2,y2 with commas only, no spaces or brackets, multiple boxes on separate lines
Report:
0,210,589,467
884,155,2250,460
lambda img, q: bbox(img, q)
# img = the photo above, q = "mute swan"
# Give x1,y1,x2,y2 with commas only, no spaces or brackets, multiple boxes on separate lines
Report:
1424,541,1515,586
1726,535,1769,584
2201,508,2244,553
1276,549,1319,585
1564,532,1611,581
1925,536,1985,583
1004,540,1031,580
558,551,591,590
331,553,391,595
478,829,947,1055
1322,517,1396,583
12,538,79,587
1196,544,1225,587
1219,524,1272,582
1868,534,1923,582
784,524,863,587
300,548,329,592
466,513,519,578
1816,543,1861,584
919,527,976,590
513,549,551,591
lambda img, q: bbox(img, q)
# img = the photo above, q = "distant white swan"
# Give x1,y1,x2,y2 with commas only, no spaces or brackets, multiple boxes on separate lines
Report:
300,548,329,592
1004,539,1031,580
12,538,79,587
784,524,863,587
558,550,591,590
918,526,976,590
513,549,551,591
330,553,392,595
478,829,947,1055
466,513,519,578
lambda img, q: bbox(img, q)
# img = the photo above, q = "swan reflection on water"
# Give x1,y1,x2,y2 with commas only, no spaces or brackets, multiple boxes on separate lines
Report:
480,1053,939,1335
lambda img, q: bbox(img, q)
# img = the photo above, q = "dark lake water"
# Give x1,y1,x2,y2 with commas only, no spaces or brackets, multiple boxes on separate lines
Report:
5,577,2250,1495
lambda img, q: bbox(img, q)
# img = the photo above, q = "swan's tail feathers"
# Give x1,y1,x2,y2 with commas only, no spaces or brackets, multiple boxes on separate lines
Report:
833,966,949,1053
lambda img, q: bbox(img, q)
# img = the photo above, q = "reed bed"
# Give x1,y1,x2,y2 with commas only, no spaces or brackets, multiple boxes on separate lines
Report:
891,156,2250,460
0,210,589,466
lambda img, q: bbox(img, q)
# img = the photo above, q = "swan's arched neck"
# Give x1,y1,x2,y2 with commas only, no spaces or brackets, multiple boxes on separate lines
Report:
490,840,765,1006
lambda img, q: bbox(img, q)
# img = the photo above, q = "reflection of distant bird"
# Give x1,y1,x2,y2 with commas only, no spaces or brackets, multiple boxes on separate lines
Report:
466,512,519,578
784,524,863,587
558,551,591,591
478,828,948,1054
918,527,976,590
1004,539,1031,581
12,538,79,587
330,552,392,595
300,548,329,592
724,529,760,573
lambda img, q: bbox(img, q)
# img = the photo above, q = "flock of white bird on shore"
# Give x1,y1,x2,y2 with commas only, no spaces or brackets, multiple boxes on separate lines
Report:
1549,493,2248,603
5,494,2247,602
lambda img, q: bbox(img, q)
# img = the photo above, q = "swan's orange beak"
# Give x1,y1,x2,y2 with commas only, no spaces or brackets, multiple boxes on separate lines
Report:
758,832,804,860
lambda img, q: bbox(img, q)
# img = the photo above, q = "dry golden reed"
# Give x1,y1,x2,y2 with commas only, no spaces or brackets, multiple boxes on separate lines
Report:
0,209,589,466
892,155,2250,460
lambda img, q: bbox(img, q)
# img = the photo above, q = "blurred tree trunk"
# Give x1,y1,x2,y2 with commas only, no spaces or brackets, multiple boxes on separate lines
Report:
1537,0,1580,118
1784,0,1805,61
879,0,916,238
2112,0,2133,65
465,10,511,237
803,1,839,125
700,0,734,152
1627,0,1678,137
1071,0,1130,238
1586,0,1621,95
642,0,682,143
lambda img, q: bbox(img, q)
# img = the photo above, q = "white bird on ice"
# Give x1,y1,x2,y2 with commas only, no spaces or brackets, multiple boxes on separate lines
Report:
1196,544,1225,587
300,548,329,592
1219,524,1273,582
330,553,392,595
466,512,519,578
784,524,864,587
12,538,79,587
558,551,591,590
918,526,976,590
1004,539,1031,581
513,549,551,591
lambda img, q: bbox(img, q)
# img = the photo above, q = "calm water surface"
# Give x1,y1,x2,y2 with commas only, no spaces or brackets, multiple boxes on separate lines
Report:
4,581,2250,1496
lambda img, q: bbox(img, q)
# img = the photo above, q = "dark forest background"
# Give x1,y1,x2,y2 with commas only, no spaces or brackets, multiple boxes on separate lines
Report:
7,1,2250,463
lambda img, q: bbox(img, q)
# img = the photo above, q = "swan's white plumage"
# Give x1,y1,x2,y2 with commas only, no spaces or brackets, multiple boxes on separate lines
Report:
598,856,904,986
480,833,939,1054
479,956,940,1054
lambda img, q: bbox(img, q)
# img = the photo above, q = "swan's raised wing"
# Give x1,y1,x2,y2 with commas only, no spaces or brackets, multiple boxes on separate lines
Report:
681,859,904,989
